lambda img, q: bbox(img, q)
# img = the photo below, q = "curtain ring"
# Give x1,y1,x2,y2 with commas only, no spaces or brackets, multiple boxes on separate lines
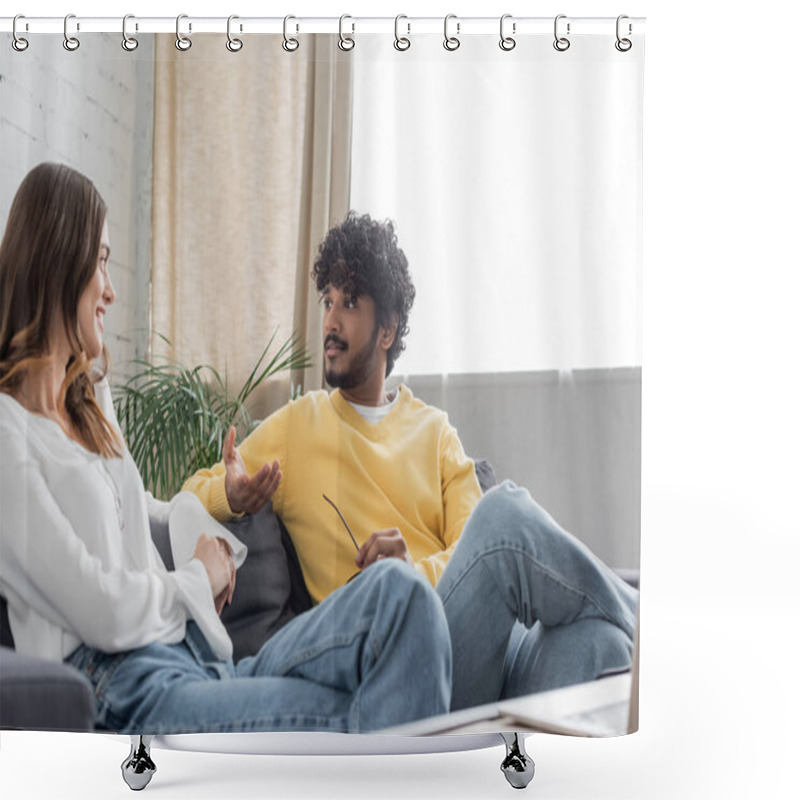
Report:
63,13,80,51
226,15,243,52
12,15,29,52
499,14,516,51
443,14,460,51
338,14,355,51
553,14,570,52
122,14,139,51
175,14,192,51
282,15,299,52
615,15,632,52
394,14,411,51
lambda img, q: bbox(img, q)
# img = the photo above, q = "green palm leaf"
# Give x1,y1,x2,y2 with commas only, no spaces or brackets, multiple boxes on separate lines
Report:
113,331,311,499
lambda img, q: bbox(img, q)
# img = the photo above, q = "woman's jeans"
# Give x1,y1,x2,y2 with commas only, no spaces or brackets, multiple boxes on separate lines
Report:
436,481,639,711
66,559,451,734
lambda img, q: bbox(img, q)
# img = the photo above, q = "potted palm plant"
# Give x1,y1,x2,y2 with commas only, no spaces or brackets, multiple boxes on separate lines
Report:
114,330,311,499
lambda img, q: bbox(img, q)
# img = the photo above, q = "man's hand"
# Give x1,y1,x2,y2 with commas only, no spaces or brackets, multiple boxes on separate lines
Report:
222,426,281,515
356,528,413,570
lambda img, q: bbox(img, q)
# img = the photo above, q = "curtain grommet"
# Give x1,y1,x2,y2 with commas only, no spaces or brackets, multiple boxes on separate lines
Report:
63,13,80,51
499,14,516,51
553,14,570,52
12,15,29,51
338,14,355,51
394,15,411,51
443,14,460,51
226,15,243,52
122,14,139,52
615,15,633,52
282,15,299,52
175,14,192,51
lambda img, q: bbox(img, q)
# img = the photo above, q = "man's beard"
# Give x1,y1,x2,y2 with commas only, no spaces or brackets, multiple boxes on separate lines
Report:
324,325,381,390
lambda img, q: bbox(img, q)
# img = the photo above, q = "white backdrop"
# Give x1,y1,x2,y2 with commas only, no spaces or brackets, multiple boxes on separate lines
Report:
350,34,642,375
1,2,799,800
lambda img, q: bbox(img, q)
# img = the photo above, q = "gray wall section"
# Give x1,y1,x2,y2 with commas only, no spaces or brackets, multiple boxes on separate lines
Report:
0,33,154,376
399,368,642,570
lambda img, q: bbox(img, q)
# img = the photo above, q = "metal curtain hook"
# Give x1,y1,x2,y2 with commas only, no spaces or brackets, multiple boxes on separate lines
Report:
12,14,29,51
63,13,80,51
226,15,243,52
338,14,355,51
615,14,632,51
282,15,299,52
122,14,139,51
394,14,411,51
499,13,516,51
553,14,570,52
175,14,192,51
444,14,460,51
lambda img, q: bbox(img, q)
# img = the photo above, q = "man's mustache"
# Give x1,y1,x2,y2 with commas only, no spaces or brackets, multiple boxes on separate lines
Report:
325,334,347,351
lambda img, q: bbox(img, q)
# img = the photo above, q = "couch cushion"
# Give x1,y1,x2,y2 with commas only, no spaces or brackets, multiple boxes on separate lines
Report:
474,458,497,493
219,505,312,661
0,646,95,731
151,502,312,663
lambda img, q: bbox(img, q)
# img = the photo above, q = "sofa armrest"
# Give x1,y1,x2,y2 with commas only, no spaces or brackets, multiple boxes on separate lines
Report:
0,646,95,731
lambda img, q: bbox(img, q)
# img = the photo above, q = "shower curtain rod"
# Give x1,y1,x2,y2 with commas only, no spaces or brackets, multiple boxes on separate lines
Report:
1,15,646,37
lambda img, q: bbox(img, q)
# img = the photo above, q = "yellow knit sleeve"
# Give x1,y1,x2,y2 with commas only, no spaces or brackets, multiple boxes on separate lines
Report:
414,421,482,587
181,461,235,521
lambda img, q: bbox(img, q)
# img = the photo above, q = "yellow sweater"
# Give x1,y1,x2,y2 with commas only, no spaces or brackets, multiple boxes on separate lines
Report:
182,386,482,604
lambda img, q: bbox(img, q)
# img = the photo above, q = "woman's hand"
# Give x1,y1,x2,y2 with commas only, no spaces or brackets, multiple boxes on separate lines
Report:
193,535,236,614
222,426,281,514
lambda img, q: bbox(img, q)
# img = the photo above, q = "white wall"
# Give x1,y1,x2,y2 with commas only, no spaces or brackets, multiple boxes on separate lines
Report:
0,33,154,375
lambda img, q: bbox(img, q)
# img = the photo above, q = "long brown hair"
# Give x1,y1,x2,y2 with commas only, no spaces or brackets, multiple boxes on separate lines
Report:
0,163,122,457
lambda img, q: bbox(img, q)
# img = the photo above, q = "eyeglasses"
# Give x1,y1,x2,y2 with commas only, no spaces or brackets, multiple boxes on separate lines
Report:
323,494,362,584
322,494,360,552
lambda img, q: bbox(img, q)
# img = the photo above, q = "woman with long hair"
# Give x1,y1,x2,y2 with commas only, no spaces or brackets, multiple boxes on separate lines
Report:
0,163,451,734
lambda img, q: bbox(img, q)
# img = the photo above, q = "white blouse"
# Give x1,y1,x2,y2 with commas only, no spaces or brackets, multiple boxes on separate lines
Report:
0,381,242,663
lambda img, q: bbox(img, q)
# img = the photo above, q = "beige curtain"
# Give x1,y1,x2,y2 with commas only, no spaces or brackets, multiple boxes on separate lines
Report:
152,34,352,418
292,37,353,393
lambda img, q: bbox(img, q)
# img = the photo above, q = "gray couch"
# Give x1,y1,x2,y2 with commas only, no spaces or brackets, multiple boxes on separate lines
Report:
0,460,502,732
1,459,639,732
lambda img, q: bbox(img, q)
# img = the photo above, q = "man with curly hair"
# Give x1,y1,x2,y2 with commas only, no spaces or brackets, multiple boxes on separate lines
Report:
185,212,637,712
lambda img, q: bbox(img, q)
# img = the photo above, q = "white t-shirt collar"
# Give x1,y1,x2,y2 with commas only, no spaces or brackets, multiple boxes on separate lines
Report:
347,389,400,423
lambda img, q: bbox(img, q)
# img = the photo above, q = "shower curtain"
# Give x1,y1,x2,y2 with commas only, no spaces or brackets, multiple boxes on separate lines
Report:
0,12,643,750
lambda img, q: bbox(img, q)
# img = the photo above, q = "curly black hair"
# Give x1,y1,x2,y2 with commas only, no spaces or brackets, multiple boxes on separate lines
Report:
312,212,415,377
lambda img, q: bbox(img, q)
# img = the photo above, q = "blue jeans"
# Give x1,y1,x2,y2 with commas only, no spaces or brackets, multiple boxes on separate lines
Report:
436,482,639,711
66,559,451,734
